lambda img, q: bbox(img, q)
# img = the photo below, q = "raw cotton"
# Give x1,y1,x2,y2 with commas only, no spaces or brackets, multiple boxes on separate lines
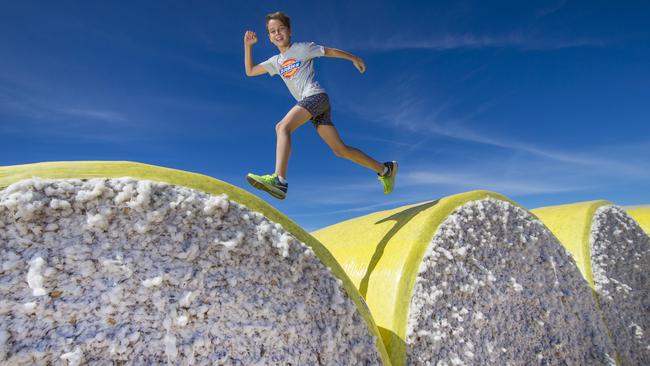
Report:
591,205,650,365
0,178,381,365
406,199,617,365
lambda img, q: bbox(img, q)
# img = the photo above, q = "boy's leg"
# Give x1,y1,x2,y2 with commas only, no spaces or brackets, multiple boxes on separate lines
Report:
275,105,313,178
316,124,385,174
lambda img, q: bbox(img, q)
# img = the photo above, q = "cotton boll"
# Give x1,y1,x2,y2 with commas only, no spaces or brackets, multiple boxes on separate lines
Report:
60,347,83,366
176,315,189,327
275,232,294,258
17,199,45,222
49,199,71,210
27,257,47,296
21,302,37,315
2,190,34,214
75,180,106,203
86,213,109,231
203,194,229,217
114,183,136,204
142,276,163,288
129,181,153,210
217,231,244,249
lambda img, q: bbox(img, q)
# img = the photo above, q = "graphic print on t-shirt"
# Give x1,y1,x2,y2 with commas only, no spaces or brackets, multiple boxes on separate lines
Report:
280,59,302,78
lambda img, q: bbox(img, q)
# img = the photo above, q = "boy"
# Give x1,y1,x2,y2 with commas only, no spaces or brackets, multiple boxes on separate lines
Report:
243,11,397,200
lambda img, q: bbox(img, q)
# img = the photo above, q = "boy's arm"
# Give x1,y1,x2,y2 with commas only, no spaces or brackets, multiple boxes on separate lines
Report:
244,31,268,77
323,47,366,73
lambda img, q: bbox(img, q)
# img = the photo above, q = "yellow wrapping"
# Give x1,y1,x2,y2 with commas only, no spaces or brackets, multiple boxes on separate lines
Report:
626,206,650,234
531,201,611,290
0,161,392,365
312,190,515,366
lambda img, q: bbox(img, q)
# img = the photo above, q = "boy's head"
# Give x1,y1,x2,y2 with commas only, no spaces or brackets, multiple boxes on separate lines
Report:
266,11,291,48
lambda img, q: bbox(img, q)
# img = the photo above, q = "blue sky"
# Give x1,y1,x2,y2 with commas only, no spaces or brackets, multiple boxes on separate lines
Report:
1,1,649,231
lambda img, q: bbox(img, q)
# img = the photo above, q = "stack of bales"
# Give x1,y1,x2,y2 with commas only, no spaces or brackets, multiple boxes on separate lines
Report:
3,160,647,365
533,202,650,365
0,162,389,365
313,192,617,365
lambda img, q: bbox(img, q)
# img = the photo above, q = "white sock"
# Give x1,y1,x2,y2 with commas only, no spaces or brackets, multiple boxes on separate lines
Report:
278,176,288,184
381,166,389,176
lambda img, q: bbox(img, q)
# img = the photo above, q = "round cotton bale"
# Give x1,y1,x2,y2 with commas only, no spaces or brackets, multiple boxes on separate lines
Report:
406,198,616,365
0,177,384,365
590,205,650,364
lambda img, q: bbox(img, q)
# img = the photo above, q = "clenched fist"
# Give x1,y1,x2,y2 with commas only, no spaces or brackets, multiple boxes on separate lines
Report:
353,57,366,74
244,31,258,46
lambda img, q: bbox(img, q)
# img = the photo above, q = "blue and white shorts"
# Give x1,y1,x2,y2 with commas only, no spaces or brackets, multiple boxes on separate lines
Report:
297,93,334,128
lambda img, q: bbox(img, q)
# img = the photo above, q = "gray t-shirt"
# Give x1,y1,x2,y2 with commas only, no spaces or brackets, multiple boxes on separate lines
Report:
261,41,326,101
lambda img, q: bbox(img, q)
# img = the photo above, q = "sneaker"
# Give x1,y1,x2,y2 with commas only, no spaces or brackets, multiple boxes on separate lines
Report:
246,173,288,200
377,161,398,194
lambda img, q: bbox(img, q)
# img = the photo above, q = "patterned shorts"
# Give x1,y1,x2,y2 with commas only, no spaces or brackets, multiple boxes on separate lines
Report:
297,93,334,128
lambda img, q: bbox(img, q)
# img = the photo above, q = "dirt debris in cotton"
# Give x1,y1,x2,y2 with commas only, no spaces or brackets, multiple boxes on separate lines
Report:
406,198,617,365
591,205,650,365
0,178,381,365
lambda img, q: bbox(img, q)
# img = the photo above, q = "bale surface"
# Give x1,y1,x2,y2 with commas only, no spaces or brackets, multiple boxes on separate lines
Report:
0,178,382,365
591,206,650,365
406,199,616,365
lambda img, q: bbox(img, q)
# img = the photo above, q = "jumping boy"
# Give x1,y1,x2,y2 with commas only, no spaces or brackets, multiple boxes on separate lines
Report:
243,11,397,200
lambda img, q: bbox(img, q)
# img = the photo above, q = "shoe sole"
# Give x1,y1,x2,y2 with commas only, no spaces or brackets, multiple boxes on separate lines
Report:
385,161,398,194
246,175,286,200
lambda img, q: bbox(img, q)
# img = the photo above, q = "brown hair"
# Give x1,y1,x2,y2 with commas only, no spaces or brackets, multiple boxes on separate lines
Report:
265,11,291,32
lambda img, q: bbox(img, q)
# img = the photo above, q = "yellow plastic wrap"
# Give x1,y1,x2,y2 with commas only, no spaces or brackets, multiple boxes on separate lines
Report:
626,206,650,234
531,201,611,289
0,161,392,365
312,190,514,366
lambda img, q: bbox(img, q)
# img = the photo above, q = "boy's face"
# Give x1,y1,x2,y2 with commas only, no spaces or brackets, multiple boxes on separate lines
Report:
267,19,291,48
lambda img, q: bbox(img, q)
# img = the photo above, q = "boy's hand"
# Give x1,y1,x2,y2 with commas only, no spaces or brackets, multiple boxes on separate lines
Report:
353,57,366,73
244,31,258,46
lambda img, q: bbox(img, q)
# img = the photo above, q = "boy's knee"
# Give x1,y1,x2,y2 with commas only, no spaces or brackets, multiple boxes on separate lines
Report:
275,121,289,134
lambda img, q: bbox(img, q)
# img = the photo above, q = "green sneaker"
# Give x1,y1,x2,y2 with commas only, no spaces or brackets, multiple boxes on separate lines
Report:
246,173,288,200
377,161,398,194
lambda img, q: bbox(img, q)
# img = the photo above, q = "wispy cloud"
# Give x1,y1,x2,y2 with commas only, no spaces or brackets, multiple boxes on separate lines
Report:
57,108,128,123
350,32,610,52
1,91,129,126
339,74,650,180
0,78,139,142
401,170,593,195
1,74,127,122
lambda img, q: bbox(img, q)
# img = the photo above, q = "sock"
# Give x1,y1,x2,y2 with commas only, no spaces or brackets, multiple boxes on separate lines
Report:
380,166,389,176
278,176,288,184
